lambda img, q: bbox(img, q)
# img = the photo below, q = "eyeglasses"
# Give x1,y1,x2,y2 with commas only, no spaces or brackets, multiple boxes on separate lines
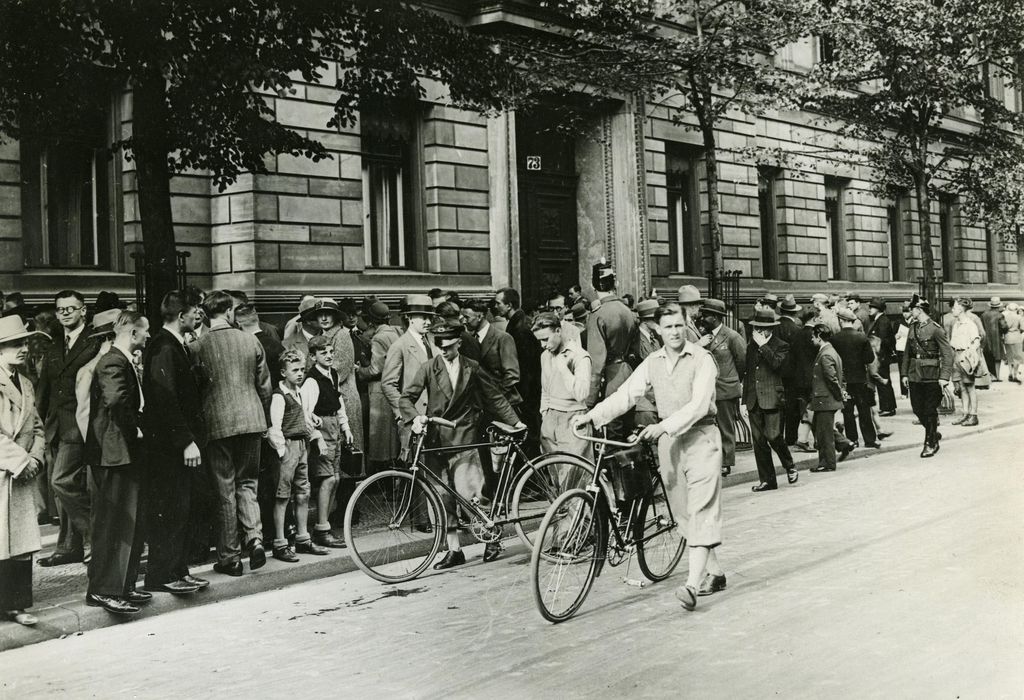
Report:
55,306,84,315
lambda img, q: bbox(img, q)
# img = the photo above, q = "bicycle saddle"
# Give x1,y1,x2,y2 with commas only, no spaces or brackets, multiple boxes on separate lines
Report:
490,421,526,437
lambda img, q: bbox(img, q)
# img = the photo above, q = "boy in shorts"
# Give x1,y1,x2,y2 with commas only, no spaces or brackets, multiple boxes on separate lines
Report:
267,350,329,562
301,335,352,548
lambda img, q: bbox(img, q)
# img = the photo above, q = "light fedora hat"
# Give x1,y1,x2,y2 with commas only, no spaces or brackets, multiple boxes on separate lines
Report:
0,316,50,344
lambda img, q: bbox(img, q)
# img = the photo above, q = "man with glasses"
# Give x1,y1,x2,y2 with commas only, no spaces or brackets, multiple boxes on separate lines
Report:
36,290,101,566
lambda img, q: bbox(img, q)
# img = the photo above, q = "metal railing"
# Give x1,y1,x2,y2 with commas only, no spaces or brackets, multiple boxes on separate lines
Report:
131,250,191,310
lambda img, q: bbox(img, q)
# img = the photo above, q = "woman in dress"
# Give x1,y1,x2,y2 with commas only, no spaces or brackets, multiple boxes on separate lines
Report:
0,316,48,626
1003,303,1024,383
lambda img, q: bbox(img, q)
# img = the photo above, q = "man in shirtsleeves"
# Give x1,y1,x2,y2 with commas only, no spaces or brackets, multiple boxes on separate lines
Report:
574,306,726,613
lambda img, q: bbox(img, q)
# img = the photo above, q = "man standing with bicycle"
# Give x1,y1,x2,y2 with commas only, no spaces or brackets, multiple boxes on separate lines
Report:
573,306,726,612
401,320,525,569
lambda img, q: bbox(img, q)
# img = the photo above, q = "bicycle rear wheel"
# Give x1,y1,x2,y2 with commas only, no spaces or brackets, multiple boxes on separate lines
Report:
636,477,686,582
344,470,445,584
531,488,605,623
511,453,595,549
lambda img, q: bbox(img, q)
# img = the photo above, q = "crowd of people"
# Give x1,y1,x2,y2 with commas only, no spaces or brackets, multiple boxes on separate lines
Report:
0,272,1019,623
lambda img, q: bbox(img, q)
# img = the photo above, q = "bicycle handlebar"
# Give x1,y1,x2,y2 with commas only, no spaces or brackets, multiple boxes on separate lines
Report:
427,416,457,429
571,423,640,449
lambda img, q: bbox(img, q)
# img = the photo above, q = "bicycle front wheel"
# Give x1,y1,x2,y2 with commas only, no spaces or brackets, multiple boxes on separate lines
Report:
511,453,595,549
531,488,605,623
344,470,445,584
636,477,686,582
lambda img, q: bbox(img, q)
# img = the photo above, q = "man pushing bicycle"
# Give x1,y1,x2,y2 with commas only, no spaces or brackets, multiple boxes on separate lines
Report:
573,304,727,611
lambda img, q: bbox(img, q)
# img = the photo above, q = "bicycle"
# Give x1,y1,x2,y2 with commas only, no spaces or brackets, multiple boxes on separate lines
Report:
344,416,595,583
530,427,686,622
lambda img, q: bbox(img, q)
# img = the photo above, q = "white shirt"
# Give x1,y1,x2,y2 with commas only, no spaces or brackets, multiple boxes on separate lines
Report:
441,353,461,389
409,329,429,357
163,324,186,348
476,321,490,345
64,323,85,350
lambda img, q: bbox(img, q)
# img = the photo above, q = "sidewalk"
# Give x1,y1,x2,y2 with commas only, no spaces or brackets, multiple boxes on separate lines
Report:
3,378,1020,652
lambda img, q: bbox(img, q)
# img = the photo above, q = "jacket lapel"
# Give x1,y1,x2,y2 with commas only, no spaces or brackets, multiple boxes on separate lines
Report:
480,330,495,358
0,370,28,435
432,358,454,405
63,329,91,367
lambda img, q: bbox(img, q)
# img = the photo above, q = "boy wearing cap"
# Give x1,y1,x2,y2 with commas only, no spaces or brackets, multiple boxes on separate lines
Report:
532,313,593,461
902,296,953,457
696,299,746,477
400,320,524,569
301,336,352,549
847,294,870,330
267,349,329,562
807,324,853,472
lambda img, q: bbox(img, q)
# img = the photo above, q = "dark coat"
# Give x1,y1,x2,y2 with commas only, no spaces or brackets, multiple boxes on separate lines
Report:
810,342,845,412
584,295,636,406
398,355,520,450
254,330,286,383
706,324,746,401
36,326,101,442
742,332,789,410
141,329,206,453
478,324,522,405
86,349,142,468
505,309,541,409
788,325,818,392
831,328,875,385
868,313,896,361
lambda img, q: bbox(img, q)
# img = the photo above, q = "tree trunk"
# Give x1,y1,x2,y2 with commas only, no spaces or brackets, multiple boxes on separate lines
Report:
131,69,177,323
701,121,724,282
913,169,936,291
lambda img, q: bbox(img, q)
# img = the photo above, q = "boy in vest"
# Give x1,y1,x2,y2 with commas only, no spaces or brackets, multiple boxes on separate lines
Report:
301,335,352,548
267,350,329,562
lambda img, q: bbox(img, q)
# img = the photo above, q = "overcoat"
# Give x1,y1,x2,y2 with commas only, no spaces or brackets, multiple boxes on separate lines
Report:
810,343,845,412
0,369,44,559
356,324,401,462
325,325,364,451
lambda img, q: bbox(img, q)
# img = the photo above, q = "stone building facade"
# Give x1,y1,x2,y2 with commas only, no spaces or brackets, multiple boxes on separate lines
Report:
1,10,1021,316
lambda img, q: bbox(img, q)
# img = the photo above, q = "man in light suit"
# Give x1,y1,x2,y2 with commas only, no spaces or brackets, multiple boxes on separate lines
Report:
191,290,273,577
400,320,523,569
85,311,150,616
744,309,797,492
36,290,101,566
142,291,207,595
808,324,853,472
696,299,746,477
381,295,436,458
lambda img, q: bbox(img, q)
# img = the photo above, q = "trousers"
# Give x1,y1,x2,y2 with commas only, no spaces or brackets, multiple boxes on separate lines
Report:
207,433,263,566
909,382,943,444
748,405,794,488
88,465,144,597
716,398,740,468
144,449,193,587
841,382,877,444
49,439,90,555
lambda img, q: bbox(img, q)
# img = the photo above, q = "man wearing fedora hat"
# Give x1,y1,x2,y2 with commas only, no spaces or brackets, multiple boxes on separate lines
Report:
776,294,806,445
744,309,798,491
284,296,327,364
902,295,953,457
401,319,524,568
673,285,703,342
382,295,437,463
981,296,1008,381
696,298,746,477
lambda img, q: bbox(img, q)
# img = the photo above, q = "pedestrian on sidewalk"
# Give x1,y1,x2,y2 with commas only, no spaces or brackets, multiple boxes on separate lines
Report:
267,350,329,563
902,296,953,458
356,301,401,472
949,298,985,427
0,316,48,627
1003,303,1023,383
868,298,897,416
532,312,593,464
695,298,745,477
84,311,151,616
895,302,912,397
573,305,726,612
981,297,1008,381
832,307,879,448
808,324,853,472
744,309,798,491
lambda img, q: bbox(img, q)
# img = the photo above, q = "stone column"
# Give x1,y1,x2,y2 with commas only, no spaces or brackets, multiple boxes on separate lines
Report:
487,111,516,290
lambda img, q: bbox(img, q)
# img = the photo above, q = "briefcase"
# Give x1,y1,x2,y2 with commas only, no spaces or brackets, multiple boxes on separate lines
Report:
340,444,365,478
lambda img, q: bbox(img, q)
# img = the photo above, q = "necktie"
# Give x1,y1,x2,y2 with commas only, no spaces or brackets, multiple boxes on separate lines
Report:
10,371,21,391
65,334,71,354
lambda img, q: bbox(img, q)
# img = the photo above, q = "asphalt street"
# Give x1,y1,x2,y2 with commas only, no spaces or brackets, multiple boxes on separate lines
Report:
1,422,1022,699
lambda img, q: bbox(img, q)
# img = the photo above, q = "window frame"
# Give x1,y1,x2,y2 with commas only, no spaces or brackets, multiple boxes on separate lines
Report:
886,195,907,282
757,166,780,280
824,176,848,281
665,143,703,276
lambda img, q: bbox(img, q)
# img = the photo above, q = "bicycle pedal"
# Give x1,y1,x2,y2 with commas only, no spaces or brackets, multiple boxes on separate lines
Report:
622,577,646,588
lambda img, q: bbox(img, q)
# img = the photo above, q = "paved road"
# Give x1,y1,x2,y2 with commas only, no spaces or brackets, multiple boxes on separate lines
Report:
2,424,1022,699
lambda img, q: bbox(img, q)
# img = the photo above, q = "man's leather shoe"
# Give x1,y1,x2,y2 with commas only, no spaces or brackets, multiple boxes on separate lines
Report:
721,466,731,477
483,542,502,563
675,584,698,611
86,593,140,616
295,540,329,556
38,550,84,567
810,465,836,472
838,445,853,462
961,415,978,427
794,441,815,453
751,482,777,492
273,546,300,563
183,575,209,589
920,442,938,458
213,561,244,577
879,410,896,417
877,431,893,439
864,441,882,448
786,467,799,485
312,531,347,549
248,542,267,570
433,550,466,570
415,522,433,534
147,579,201,595
125,589,153,604
697,573,727,596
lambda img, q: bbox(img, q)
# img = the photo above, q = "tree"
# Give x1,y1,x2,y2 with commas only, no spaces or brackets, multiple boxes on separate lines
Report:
808,0,1024,294
503,0,817,289
0,0,517,317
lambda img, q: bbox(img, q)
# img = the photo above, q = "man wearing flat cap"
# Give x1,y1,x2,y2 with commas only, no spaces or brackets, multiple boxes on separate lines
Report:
584,259,637,438
400,319,524,570
901,296,953,458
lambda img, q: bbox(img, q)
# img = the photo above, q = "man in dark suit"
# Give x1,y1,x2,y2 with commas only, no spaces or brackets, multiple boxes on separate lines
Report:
867,298,897,415
494,287,541,451
831,307,879,448
808,324,853,472
462,298,521,406
141,291,207,596
776,294,806,445
36,290,101,566
744,310,797,491
697,299,746,477
399,320,524,570
236,304,285,380
85,311,150,616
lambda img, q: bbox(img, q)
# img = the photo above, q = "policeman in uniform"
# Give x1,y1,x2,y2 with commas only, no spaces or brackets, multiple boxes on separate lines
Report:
584,259,638,439
901,295,953,458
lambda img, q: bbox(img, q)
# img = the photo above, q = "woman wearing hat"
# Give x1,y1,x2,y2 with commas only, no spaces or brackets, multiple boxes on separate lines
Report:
1002,303,1023,383
0,316,49,626
356,301,403,469
315,299,365,458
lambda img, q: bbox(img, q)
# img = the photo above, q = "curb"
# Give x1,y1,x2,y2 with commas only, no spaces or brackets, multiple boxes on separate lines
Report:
1,416,1017,653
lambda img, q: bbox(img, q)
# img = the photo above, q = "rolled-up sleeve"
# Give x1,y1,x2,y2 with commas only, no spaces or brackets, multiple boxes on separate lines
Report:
658,353,717,438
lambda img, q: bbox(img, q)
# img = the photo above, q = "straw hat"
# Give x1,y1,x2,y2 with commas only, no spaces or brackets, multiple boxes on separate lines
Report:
0,316,50,345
